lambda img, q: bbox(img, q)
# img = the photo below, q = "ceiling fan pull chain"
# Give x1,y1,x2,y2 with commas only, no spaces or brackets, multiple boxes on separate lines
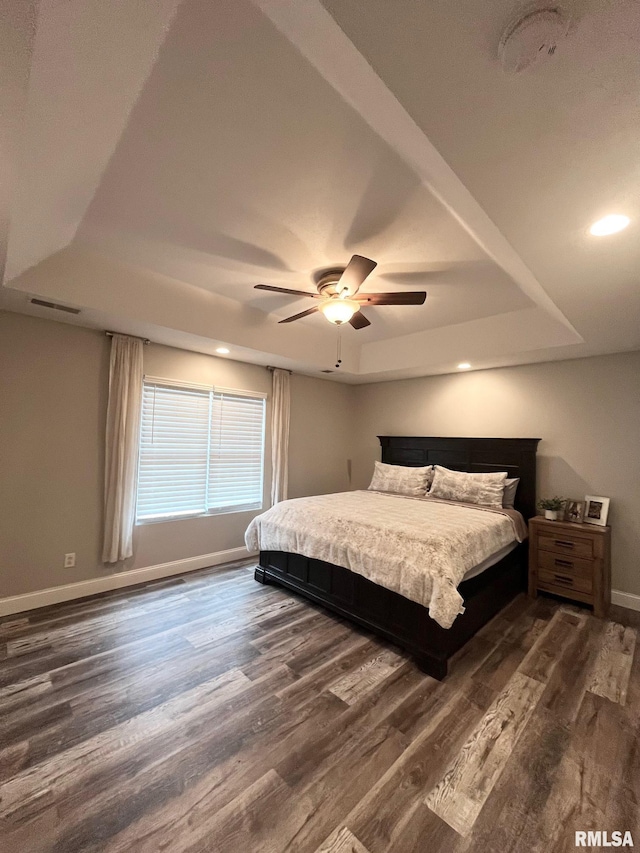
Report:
335,327,342,369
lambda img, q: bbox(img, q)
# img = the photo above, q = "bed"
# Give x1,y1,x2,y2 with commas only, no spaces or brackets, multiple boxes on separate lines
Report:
250,436,540,679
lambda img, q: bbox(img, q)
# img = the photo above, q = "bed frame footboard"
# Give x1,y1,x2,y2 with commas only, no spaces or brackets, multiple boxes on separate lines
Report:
255,545,526,680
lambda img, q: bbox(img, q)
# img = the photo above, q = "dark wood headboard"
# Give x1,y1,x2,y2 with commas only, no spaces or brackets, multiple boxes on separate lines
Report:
378,436,541,521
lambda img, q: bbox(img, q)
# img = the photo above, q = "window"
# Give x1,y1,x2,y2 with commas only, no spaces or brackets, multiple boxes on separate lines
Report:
136,379,266,522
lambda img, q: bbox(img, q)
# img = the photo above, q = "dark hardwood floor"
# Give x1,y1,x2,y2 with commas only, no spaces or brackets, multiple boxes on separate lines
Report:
0,561,638,852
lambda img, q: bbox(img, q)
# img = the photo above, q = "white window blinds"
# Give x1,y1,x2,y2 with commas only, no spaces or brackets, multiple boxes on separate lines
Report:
136,381,265,522
209,391,266,513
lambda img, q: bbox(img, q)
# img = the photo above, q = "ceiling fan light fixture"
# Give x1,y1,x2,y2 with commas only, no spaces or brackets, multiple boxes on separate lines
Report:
320,298,359,325
256,255,425,330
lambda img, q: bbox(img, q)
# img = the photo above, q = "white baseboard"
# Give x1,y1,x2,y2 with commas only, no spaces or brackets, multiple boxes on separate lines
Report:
0,547,258,618
611,589,640,613
3,561,637,619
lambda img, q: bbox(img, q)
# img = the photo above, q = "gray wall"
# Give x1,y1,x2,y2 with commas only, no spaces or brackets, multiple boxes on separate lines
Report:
352,352,640,596
0,311,353,597
288,373,354,499
1,313,110,598
1,310,639,601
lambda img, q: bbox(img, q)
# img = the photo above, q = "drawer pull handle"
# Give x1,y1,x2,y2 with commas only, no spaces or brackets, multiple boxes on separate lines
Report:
554,558,573,568
554,540,574,549
553,574,574,585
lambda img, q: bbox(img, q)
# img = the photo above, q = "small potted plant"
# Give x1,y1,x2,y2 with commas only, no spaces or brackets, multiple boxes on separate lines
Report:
537,496,565,521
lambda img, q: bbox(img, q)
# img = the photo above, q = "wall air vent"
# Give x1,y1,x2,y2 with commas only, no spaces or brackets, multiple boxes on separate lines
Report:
30,298,81,315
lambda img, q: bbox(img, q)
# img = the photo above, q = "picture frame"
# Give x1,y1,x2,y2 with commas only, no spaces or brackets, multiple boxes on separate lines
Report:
564,499,585,524
584,495,610,527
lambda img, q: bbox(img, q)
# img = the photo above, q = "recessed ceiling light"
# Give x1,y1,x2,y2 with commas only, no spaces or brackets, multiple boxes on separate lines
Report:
589,214,630,236
215,347,230,355
457,362,471,370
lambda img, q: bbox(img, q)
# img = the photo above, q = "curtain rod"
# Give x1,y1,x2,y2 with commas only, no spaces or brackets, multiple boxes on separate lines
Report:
266,365,292,374
105,331,151,345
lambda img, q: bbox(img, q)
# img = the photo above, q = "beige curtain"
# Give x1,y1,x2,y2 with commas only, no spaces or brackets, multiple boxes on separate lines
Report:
102,334,144,563
270,368,290,505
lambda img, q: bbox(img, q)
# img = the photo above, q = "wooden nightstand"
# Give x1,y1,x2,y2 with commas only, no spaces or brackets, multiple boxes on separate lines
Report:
528,516,611,616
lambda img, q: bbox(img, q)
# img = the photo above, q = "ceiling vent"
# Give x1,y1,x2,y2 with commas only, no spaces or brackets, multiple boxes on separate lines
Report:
499,8,570,73
30,298,81,315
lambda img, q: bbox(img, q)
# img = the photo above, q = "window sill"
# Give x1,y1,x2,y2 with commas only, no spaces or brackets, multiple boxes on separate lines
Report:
136,504,263,526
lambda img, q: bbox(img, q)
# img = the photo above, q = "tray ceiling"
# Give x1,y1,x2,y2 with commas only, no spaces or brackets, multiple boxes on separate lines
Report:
2,0,638,381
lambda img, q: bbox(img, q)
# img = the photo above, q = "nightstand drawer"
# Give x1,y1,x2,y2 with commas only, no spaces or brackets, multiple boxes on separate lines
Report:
538,550,594,579
538,569,593,595
538,533,593,560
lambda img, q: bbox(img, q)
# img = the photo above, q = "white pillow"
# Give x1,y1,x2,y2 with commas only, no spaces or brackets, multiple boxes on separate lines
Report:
428,466,507,508
368,461,434,497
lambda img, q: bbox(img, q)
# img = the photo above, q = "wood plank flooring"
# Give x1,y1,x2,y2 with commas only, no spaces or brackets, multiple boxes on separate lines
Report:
0,562,638,852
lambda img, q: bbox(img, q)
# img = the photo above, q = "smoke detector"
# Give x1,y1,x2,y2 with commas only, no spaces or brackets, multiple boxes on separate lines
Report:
499,8,569,73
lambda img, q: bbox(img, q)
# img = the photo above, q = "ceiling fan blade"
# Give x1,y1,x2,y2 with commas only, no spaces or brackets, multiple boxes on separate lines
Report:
349,310,371,330
336,255,377,295
355,291,427,305
278,306,319,323
255,284,321,299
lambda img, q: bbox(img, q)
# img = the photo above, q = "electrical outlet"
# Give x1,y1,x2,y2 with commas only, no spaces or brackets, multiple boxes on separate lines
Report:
64,552,76,568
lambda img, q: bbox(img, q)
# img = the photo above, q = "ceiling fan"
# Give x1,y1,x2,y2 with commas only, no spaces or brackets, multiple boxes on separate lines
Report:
254,254,426,330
